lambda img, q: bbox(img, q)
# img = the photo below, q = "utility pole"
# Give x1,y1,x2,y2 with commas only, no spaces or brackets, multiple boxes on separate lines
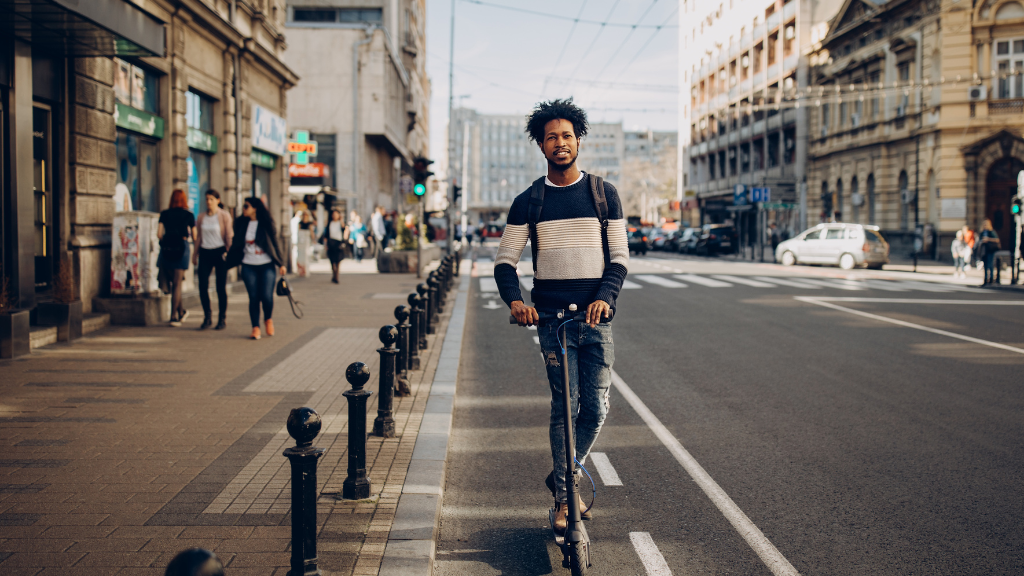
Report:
446,0,456,255
461,120,470,248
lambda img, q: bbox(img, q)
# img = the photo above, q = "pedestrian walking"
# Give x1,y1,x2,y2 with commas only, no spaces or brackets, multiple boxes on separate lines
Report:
157,189,195,327
951,230,967,279
979,219,1001,284
349,214,368,262
962,225,978,269
227,197,286,340
296,211,315,277
320,208,346,283
371,206,387,253
495,99,629,534
769,222,780,261
192,190,232,330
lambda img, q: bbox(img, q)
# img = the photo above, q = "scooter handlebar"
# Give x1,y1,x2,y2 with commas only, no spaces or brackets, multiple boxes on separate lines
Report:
508,308,613,325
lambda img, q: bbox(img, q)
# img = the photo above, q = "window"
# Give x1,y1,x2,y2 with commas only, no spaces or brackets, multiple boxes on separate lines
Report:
185,90,214,132
994,37,1024,98
825,228,844,240
292,7,383,24
114,59,158,114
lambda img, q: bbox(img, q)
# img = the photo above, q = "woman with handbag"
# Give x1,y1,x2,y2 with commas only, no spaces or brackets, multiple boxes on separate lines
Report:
192,190,233,330
227,197,286,340
979,219,1001,285
349,214,368,262
319,208,346,283
157,189,195,327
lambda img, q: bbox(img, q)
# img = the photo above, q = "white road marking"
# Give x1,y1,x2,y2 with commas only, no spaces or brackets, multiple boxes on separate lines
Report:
533,336,540,344
752,277,822,289
795,278,865,291
612,371,800,576
479,277,498,293
896,280,969,293
811,298,1024,305
588,452,623,486
482,300,501,310
796,296,1024,355
852,279,910,292
630,532,674,576
712,275,777,288
634,275,688,288
621,279,643,289
674,274,732,288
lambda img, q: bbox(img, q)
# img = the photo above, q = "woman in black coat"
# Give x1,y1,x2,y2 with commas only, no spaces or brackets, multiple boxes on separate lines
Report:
227,197,285,340
319,208,347,284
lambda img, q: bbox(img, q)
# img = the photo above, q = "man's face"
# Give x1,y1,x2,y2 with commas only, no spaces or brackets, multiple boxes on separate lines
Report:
540,118,579,171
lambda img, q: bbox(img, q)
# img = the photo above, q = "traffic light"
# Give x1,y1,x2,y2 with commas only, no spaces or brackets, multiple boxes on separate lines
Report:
412,156,433,200
452,184,462,206
1013,196,1022,215
413,183,426,197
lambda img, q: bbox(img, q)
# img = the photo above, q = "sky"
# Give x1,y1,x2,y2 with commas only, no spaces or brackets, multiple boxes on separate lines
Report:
425,0,679,172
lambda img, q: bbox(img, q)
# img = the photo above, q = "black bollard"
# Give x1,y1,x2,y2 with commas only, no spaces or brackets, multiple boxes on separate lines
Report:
373,326,398,438
393,306,412,395
166,548,224,576
282,407,325,576
342,363,372,500
418,283,434,335
406,294,423,366
430,272,443,315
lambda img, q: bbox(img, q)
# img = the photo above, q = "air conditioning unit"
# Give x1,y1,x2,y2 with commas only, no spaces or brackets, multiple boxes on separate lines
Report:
895,105,906,117
850,113,861,127
968,85,988,101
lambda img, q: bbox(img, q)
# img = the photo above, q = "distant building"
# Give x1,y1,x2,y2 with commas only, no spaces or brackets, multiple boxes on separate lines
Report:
283,1,431,220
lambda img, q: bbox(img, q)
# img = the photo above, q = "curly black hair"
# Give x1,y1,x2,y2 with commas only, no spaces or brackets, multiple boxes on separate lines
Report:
524,98,589,144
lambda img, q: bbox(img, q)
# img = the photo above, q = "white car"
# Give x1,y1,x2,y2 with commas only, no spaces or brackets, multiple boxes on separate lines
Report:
776,224,889,270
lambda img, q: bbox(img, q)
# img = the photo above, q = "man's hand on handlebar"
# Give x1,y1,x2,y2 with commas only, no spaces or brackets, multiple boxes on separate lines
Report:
510,300,539,326
586,300,611,327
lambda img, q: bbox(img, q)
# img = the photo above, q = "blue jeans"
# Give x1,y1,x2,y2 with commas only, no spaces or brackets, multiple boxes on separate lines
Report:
537,314,614,503
241,263,276,327
983,252,996,284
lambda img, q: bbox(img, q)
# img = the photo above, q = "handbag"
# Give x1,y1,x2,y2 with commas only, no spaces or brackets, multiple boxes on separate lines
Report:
275,277,304,318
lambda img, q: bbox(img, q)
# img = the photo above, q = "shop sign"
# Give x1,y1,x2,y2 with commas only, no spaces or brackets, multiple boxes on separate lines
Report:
252,104,287,156
288,130,318,165
186,156,201,217
114,102,164,138
186,128,218,153
251,150,276,170
288,162,329,178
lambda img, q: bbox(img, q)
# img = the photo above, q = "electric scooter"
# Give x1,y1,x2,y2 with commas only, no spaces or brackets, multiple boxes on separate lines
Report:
511,303,597,575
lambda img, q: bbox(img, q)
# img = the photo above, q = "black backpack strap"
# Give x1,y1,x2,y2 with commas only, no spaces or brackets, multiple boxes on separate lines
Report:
589,174,610,267
527,176,546,274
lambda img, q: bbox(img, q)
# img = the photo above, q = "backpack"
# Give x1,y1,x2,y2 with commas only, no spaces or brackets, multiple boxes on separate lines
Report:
527,173,610,274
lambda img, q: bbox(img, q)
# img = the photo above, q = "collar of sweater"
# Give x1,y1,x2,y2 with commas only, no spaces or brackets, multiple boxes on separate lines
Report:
545,170,586,188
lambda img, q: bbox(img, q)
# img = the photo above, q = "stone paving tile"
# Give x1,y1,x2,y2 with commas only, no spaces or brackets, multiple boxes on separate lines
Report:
0,266,462,575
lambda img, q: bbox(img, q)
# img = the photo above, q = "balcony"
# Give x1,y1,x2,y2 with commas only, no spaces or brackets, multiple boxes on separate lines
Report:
752,24,765,43
784,54,798,71
783,1,797,20
767,12,780,31
989,99,1024,115
767,64,778,79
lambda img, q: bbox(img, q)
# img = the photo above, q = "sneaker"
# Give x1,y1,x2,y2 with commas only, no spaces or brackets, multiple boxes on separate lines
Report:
179,309,189,323
169,318,182,327
215,319,227,330
250,327,261,340
265,319,275,337
199,318,212,330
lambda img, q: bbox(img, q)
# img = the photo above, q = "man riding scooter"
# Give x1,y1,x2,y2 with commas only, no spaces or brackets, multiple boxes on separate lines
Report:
494,98,629,534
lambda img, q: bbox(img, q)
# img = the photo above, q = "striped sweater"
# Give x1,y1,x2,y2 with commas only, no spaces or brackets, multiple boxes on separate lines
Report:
494,173,629,312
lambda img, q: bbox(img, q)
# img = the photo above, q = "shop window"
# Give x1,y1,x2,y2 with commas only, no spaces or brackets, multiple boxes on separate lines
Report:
186,91,214,133
186,90,217,216
114,59,158,114
116,132,159,213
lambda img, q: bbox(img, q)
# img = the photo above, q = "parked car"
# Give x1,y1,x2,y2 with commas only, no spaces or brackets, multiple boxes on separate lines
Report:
627,227,648,255
650,229,672,251
673,228,701,253
483,222,505,237
694,224,737,255
775,223,889,270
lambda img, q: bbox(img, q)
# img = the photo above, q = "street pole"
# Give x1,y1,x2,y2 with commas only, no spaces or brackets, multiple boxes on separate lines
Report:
446,0,456,255
461,120,470,249
417,198,423,278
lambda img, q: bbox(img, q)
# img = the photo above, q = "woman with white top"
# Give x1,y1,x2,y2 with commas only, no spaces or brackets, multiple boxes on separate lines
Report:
319,208,346,283
192,190,233,330
227,197,286,340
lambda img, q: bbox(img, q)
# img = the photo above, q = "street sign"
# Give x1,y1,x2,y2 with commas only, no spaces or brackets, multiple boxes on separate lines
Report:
733,184,748,205
400,175,414,195
751,187,771,203
288,130,318,165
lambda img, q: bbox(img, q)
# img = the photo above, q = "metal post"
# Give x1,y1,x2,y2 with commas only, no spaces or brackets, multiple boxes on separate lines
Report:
166,548,224,576
431,272,444,314
418,283,433,335
373,326,398,438
407,293,425,360
342,363,371,500
282,407,326,576
416,199,424,278
393,306,412,395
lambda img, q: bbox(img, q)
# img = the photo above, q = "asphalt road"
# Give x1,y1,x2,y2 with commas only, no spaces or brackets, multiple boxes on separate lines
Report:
435,250,1024,575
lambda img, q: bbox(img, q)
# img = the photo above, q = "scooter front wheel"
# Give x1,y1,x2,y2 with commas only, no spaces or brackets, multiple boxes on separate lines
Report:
567,540,589,576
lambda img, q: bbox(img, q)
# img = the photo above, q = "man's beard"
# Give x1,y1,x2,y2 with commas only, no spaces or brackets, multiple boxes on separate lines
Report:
546,150,578,172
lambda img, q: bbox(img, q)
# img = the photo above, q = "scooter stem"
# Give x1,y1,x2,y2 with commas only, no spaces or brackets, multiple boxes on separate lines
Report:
561,318,582,531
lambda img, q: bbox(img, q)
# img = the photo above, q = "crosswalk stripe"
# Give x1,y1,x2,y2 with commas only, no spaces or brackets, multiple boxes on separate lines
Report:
711,275,777,288
896,280,964,293
796,278,866,291
855,279,911,292
674,274,732,287
634,275,688,288
621,279,643,289
753,276,822,289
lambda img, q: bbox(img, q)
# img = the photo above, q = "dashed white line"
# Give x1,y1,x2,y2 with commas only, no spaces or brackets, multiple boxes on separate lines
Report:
588,452,623,486
630,532,674,576
634,275,688,288
673,274,732,288
621,279,643,289
612,371,801,576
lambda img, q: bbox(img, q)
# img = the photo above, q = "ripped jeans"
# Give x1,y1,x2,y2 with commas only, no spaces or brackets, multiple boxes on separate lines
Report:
537,314,614,503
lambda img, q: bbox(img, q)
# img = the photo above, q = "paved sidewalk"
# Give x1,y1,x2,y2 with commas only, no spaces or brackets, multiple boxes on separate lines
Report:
0,261,463,575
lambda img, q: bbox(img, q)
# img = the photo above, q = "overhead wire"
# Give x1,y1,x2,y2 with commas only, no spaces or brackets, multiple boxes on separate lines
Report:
540,0,590,98
584,0,661,87
459,0,675,29
554,0,622,92
604,5,678,91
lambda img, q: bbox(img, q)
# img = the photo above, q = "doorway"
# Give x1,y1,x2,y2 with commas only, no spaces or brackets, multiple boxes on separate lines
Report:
985,157,1024,250
33,105,54,291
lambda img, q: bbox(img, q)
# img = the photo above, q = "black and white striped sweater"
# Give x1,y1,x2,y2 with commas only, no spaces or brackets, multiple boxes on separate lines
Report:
493,173,629,312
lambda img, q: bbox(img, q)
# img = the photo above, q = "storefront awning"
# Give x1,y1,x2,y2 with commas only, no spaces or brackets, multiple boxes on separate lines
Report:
2,0,166,58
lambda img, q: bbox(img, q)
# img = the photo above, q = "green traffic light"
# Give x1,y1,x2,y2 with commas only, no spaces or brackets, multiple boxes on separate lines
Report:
413,183,426,197
1014,203,1021,214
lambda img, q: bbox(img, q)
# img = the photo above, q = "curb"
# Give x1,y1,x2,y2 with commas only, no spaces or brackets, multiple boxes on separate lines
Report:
378,261,470,575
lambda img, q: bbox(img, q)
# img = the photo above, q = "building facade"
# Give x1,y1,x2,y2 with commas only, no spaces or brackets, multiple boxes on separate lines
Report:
807,0,1024,256
679,0,843,234
283,0,431,221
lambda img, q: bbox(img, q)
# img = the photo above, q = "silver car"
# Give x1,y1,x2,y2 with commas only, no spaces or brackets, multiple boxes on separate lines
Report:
775,224,889,270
